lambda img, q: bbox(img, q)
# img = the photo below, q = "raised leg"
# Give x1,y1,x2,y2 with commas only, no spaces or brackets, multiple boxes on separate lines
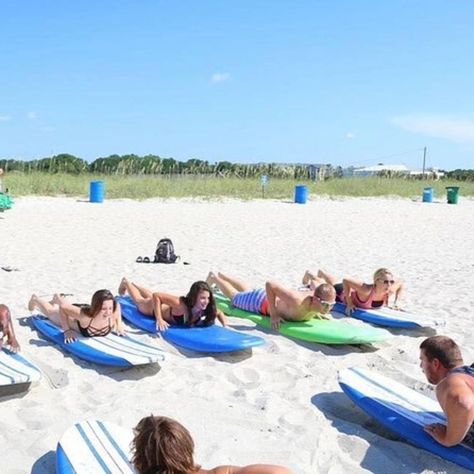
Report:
118,278,154,315
206,271,247,299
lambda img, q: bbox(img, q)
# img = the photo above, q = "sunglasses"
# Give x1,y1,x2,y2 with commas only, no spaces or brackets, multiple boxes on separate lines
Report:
316,296,335,309
379,279,395,285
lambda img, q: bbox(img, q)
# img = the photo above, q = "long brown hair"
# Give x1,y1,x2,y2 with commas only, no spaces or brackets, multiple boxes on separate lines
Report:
131,415,199,474
182,281,218,327
82,289,116,318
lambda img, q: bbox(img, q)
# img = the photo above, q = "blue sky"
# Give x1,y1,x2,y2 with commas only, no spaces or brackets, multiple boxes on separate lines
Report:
1,1,473,170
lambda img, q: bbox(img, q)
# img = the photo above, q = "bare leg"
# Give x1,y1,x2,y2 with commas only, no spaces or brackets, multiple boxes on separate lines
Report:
206,271,248,299
118,278,154,315
316,269,338,286
28,294,59,317
216,271,251,292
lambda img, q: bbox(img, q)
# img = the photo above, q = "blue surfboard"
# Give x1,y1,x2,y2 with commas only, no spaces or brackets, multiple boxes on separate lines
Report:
117,296,265,353
56,420,134,473
31,315,164,367
0,348,41,387
338,367,474,471
333,302,445,329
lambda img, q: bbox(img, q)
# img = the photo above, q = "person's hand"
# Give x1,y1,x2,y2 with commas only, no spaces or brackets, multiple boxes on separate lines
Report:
424,423,446,443
9,339,20,352
345,302,354,317
156,319,170,332
270,314,283,331
63,329,77,344
115,324,126,336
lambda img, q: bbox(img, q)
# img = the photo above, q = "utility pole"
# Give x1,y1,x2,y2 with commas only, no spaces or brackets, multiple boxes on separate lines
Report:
422,146,427,179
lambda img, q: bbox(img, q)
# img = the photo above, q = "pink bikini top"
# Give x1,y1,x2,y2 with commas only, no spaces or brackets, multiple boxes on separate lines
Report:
350,287,386,309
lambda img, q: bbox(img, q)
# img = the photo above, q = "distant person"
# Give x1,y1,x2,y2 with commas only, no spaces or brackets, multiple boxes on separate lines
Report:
0,304,21,352
131,415,293,474
420,336,474,448
28,290,125,343
118,278,227,331
206,271,336,330
0,168,4,193
302,268,404,315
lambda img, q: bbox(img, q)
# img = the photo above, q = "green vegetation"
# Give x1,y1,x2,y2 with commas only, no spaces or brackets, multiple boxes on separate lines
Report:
3,173,473,200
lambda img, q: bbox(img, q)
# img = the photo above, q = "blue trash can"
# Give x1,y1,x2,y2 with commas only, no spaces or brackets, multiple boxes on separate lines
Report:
90,180,105,203
422,187,434,203
294,185,308,204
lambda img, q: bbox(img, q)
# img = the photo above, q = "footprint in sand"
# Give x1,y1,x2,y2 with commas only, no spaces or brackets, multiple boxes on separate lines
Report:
227,367,260,389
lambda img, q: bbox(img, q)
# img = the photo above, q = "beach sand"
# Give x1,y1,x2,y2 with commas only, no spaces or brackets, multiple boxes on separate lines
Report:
1,195,473,473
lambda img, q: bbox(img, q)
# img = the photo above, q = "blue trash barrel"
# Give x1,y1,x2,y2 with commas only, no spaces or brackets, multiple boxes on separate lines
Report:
422,187,434,203
294,185,308,204
90,181,105,203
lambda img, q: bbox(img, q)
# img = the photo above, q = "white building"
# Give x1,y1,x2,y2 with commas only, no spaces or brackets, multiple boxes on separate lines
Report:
343,164,408,177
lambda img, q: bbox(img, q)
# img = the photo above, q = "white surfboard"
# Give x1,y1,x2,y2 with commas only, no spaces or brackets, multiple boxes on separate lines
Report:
338,367,474,471
56,420,134,473
0,348,41,386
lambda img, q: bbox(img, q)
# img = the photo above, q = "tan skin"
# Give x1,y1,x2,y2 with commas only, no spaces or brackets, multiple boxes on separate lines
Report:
303,269,404,315
196,465,292,474
420,350,474,447
118,278,227,332
28,294,125,343
207,271,336,330
0,304,21,352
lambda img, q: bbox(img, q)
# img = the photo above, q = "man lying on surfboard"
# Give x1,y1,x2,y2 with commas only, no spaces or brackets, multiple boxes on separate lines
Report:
0,304,21,352
206,271,336,330
420,336,474,448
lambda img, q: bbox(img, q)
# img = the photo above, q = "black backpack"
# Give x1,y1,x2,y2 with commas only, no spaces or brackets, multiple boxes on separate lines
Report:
154,238,179,264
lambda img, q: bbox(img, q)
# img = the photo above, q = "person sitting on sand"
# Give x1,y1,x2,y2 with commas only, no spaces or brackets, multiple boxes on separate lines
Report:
0,304,21,352
118,278,227,332
420,336,474,448
131,415,293,474
206,271,336,330
28,290,125,343
302,268,404,316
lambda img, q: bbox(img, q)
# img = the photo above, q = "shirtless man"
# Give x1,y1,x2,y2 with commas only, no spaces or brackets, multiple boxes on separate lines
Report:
206,271,336,330
419,336,474,448
0,304,21,352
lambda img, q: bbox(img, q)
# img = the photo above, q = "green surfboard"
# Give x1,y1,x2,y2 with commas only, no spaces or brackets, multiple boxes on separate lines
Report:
215,294,390,345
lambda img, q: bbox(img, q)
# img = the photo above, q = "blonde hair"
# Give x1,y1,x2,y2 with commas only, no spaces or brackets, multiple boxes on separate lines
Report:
373,268,393,282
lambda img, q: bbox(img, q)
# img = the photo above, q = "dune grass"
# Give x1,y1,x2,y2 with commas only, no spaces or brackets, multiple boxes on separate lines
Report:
3,172,473,200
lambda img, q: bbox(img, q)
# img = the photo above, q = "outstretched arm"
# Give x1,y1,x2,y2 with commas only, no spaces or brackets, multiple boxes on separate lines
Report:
209,464,292,474
342,277,365,315
152,292,181,332
216,310,227,327
112,301,126,335
392,280,405,309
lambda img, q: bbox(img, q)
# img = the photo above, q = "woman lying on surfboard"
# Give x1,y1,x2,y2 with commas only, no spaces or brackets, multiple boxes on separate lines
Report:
28,290,125,343
132,415,292,474
302,267,404,316
118,278,227,331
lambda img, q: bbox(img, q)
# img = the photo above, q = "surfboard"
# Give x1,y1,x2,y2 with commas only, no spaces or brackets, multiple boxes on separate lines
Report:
56,420,134,473
338,367,474,471
31,315,164,367
117,296,265,353
215,294,390,345
333,302,445,329
0,348,41,387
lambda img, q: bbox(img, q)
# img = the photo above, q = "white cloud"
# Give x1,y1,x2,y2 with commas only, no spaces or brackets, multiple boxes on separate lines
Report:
391,114,474,142
211,72,230,83
27,111,37,119
0,115,11,122
346,132,356,139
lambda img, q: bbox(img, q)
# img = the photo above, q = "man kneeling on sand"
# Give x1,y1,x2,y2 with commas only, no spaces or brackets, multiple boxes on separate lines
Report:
420,336,474,448
0,304,21,352
206,271,336,330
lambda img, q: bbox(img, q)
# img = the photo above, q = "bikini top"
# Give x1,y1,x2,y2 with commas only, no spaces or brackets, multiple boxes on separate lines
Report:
351,287,386,309
77,317,112,338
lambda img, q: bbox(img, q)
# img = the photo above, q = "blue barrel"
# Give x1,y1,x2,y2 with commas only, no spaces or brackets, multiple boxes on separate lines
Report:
294,185,308,204
89,180,105,203
422,187,434,203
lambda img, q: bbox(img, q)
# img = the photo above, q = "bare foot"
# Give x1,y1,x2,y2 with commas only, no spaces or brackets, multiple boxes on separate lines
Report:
302,270,316,285
206,272,216,287
28,294,38,311
118,278,128,296
51,293,63,305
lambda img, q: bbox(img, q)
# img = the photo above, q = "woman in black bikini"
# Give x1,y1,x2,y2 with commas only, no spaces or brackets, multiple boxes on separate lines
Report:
28,290,125,343
118,278,227,331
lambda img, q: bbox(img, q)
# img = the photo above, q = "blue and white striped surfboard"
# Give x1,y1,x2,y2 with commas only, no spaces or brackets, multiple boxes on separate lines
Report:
338,367,474,471
56,420,134,473
31,315,165,367
0,348,41,386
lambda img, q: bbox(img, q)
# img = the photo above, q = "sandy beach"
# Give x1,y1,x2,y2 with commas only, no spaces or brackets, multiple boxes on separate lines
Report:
1,195,473,474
